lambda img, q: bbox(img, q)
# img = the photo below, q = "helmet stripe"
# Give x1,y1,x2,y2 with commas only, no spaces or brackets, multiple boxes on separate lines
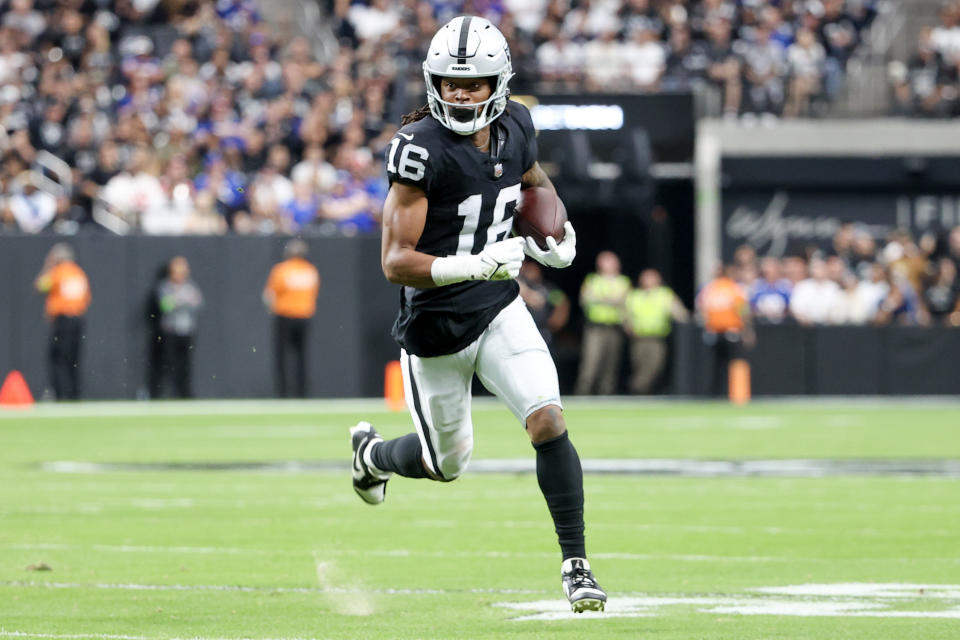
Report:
456,16,472,64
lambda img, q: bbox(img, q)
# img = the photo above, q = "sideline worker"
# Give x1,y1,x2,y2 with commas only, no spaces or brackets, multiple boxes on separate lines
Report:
263,238,321,397
575,251,631,395
35,243,91,400
624,269,689,394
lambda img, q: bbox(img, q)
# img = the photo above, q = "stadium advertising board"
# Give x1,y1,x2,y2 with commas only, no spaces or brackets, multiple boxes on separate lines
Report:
720,156,960,259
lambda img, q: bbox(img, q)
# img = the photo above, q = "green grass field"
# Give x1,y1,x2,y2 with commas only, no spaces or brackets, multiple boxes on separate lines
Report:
1,399,959,639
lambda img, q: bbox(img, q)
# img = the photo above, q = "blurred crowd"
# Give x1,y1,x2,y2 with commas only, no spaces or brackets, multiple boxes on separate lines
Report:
520,0,877,118
728,224,960,327
0,0,880,236
891,1,960,118
0,0,393,236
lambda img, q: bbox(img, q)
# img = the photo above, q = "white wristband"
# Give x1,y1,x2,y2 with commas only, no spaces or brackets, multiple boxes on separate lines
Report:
431,255,483,286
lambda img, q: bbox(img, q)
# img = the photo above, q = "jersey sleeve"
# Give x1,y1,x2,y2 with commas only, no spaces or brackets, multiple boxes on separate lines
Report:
509,100,539,173
384,126,438,195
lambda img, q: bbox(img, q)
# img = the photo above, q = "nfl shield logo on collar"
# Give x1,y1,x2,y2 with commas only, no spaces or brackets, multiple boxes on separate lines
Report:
493,162,503,179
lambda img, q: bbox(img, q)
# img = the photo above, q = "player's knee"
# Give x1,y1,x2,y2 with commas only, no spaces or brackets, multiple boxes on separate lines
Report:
435,436,473,481
525,404,566,443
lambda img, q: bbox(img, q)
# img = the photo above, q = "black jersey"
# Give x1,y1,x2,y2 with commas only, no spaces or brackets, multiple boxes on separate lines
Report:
386,101,538,357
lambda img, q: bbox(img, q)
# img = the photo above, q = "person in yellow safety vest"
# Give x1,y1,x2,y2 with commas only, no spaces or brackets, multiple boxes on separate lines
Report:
623,269,689,394
574,251,631,395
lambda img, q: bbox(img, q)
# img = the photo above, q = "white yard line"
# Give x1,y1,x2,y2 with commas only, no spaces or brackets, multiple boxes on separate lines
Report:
0,581,545,596
0,631,328,640
4,544,959,565
2,397,959,420
38,458,960,478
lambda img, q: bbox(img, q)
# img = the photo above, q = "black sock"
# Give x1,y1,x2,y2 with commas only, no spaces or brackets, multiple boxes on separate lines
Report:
370,433,429,479
532,431,586,560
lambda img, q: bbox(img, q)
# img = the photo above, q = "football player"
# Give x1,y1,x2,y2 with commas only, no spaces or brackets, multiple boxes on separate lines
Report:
349,15,605,613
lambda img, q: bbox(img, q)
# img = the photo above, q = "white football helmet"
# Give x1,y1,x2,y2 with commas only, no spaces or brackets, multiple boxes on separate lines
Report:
423,15,514,136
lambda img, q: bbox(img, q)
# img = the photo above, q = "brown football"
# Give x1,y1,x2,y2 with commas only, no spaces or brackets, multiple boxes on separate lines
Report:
513,187,567,250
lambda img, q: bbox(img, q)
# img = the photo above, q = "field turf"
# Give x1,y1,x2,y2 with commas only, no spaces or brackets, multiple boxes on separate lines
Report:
1,399,959,639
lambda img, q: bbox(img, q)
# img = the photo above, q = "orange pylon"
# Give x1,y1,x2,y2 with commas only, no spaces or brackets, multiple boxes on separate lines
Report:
0,370,35,407
728,359,751,405
384,360,405,411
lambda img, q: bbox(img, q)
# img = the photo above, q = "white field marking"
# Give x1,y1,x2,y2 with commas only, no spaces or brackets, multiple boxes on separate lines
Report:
755,583,960,599
2,396,959,420
5,544,959,565
0,632,329,640
497,587,960,621
41,458,960,478
0,580,546,596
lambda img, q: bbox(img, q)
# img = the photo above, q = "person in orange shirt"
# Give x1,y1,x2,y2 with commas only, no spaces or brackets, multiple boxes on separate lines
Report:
263,239,320,397
34,243,91,400
695,264,755,397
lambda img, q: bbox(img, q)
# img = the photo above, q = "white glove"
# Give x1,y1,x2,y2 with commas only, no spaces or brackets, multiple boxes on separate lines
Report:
523,221,576,268
477,236,525,280
431,237,525,286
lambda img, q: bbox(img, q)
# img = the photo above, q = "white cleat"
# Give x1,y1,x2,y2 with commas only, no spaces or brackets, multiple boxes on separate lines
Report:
350,422,390,505
561,557,607,613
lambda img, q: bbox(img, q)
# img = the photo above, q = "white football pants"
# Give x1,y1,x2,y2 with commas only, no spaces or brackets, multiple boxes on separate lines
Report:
400,296,562,481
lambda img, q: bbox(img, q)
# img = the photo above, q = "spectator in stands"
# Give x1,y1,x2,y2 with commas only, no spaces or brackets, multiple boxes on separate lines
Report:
852,262,889,325
704,17,742,117
583,28,625,91
790,257,843,325
785,27,826,117
664,24,710,90
194,152,247,229
3,0,46,46
743,23,786,117
3,170,58,233
782,254,809,288
537,29,585,90
819,0,861,98
624,268,688,394
750,256,792,323
921,257,960,326
876,272,921,325
624,20,665,91
931,1,960,62
249,144,295,232
883,230,927,296
35,243,90,401
575,251,631,395
892,27,958,118
850,228,879,279
155,256,203,398
563,0,621,40
263,238,320,398
282,180,323,232
99,145,167,230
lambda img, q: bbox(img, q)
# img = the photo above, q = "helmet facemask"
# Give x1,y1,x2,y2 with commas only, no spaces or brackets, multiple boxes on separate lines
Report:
423,67,513,135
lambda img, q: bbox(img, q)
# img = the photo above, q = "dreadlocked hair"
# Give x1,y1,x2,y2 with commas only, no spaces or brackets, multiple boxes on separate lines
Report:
401,104,432,126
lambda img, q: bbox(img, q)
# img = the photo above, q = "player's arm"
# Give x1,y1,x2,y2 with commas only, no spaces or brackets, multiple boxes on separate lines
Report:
381,182,524,288
381,182,436,288
521,162,556,194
